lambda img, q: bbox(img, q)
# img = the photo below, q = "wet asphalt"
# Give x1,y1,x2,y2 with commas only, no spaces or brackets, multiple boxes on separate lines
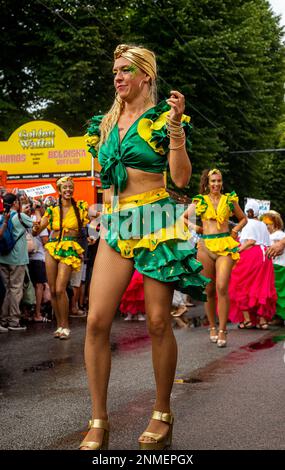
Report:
0,304,284,451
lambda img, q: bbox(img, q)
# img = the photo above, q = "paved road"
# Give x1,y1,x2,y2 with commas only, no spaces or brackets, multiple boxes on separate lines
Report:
0,305,284,450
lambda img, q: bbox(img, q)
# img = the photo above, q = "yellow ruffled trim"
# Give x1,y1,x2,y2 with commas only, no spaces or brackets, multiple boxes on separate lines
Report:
227,193,238,205
193,195,208,217
77,200,89,227
85,134,100,147
45,240,84,271
137,112,190,155
200,236,240,260
118,216,190,259
103,187,169,214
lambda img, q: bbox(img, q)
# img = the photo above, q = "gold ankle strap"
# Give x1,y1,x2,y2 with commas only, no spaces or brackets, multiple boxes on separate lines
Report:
152,410,174,424
88,419,109,431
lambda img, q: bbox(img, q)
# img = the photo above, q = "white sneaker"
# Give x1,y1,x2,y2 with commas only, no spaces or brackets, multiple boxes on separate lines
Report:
0,325,9,333
8,325,27,331
60,328,71,340
124,314,133,321
53,327,63,338
137,313,146,321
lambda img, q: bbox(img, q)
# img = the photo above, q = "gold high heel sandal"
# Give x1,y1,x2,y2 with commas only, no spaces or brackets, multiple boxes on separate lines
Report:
79,419,109,450
209,327,218,343
217,329,227,348
139,410,174,450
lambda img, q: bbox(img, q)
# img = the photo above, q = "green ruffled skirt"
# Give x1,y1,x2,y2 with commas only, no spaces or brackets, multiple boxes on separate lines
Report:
102,188,209,300
274,264,285,320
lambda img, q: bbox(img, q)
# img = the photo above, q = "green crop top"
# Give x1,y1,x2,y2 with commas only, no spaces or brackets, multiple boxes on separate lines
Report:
86,101,192,194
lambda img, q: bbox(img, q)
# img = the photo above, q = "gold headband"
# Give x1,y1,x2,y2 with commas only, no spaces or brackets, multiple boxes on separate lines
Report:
114,44,157,80
208,169,222,177
56,176,74,190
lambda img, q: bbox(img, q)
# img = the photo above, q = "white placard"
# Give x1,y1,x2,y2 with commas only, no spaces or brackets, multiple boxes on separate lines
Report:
24,184,56,198
245,197,270,216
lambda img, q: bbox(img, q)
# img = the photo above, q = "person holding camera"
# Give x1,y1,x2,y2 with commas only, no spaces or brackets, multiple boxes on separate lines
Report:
0,193,33,332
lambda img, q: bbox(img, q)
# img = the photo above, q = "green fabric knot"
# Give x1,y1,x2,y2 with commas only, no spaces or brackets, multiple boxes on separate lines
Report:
100,154,128,193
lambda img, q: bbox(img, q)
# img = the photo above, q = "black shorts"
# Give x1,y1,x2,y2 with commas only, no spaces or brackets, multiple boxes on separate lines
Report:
28,260,47,285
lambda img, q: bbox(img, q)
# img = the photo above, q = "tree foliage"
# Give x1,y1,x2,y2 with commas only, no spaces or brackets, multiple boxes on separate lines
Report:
0,0,284,207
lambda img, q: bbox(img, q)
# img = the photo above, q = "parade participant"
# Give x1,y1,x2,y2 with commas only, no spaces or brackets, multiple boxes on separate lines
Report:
185,168,247,347
263,211,285,326
228,201,277,329
119,269,145,321
0,193,33,331
267,235,285,257
32,176,89,339
80,43,209,451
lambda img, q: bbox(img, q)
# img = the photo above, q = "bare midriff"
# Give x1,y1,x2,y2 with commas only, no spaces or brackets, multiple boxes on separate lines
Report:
202,219,230,235
51,229,79,238
103,167,165,203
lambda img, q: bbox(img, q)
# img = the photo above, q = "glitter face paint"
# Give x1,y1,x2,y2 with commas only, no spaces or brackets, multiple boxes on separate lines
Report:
113,65,138,78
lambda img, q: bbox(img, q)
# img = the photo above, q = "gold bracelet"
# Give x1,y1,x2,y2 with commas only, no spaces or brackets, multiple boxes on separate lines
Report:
166,117,184,137
169,140,186,150
167,128,185,139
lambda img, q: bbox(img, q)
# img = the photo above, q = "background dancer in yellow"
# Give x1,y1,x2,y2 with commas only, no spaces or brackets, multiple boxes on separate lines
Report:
185,168,247,347
32,176,89,339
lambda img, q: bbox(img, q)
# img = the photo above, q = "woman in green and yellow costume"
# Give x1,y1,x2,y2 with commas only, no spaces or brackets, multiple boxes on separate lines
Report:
81,43,209,451
32,176,89,340
185,168,247,347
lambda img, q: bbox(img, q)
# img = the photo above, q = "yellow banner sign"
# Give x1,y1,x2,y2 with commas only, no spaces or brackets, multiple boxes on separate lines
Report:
0,121,101,180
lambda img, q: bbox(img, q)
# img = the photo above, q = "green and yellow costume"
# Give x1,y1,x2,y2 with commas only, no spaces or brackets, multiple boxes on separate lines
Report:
87,101,209,299
192,192,240,260
44,201,89,271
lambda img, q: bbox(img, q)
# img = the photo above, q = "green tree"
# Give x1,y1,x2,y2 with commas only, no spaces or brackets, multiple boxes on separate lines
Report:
125,0,285,200
0,0,284,209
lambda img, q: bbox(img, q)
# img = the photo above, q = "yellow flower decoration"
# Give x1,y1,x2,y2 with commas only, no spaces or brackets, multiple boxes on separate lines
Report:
137,112,191,155
137,111,169,154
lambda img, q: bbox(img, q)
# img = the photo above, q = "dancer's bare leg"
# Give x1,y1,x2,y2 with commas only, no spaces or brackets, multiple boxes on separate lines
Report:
45,253,60,327
138,276,175,444
197,246,216,336
55,262,73,328
215,255,234,340
82,239,134,449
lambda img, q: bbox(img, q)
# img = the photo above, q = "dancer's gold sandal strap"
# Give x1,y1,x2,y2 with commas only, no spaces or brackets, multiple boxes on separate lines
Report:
79,440,101,450
152,411,174,424
89,419,109,431
140,431,162,442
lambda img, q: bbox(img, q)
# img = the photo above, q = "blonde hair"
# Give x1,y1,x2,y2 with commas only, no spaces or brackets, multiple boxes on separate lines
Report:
262,211,284,231
99,44,157,146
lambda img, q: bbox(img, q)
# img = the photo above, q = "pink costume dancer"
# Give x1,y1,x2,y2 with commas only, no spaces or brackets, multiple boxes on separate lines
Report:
119,270,145,319
229,201,277,327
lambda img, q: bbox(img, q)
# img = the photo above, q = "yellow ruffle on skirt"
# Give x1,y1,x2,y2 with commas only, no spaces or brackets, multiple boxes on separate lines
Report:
45,238,83,271
199,234,240,260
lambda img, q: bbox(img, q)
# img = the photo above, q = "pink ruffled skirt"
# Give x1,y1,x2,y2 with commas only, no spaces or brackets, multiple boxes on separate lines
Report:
229,245,277,324
119,270,145,315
